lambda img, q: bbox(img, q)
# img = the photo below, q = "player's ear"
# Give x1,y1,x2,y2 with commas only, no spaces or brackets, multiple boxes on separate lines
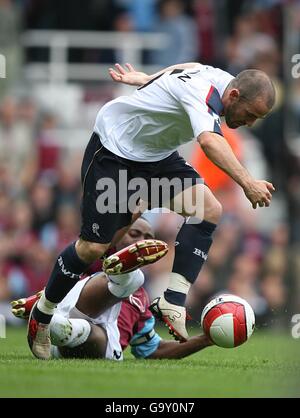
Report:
229,88,240,101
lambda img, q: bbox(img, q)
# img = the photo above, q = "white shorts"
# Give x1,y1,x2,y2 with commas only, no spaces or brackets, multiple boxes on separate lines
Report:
54,277,123,361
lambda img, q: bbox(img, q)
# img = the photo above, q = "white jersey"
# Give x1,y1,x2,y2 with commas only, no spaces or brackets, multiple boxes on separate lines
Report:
94,64,234,162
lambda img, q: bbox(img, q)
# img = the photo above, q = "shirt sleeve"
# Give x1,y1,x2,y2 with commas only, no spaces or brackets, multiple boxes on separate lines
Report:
169,72,223,138
118,300,141,350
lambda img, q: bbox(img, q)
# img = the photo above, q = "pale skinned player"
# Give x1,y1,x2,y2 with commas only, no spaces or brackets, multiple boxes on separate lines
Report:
28,60,275,360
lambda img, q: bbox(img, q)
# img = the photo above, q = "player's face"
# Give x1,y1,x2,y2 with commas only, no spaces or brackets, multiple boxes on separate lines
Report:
117,218,155,250
224,95,270,129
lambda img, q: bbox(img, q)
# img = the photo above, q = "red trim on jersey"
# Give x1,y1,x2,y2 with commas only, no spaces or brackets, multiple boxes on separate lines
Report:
205,85,214,113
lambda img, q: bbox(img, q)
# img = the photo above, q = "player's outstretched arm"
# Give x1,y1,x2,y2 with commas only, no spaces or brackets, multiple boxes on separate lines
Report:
108,62,200,87
109,63,150,86
198,132,275,209
147,335,213,360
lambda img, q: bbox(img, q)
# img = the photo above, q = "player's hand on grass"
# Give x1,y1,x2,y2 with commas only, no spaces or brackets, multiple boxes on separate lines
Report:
243,179,275,209
108,63,150,87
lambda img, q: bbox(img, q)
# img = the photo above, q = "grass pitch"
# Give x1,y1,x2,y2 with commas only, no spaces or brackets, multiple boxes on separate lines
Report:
0,326,299,398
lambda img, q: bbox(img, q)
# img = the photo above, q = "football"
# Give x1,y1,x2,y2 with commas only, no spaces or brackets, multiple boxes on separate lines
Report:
201,294,255,348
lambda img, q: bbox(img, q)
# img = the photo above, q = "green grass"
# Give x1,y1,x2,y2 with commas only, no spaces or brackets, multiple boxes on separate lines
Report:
0,326,299,398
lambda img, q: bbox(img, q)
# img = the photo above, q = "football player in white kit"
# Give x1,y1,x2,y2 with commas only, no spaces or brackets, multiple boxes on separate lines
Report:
28,61,276,360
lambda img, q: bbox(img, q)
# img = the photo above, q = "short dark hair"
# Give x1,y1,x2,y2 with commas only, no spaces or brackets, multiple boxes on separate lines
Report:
230,69,276,109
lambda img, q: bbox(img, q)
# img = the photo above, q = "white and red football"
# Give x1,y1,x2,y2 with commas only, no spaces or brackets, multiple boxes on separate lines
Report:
201,294,255,348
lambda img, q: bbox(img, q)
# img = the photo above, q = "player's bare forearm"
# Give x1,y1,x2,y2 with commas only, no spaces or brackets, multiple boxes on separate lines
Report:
148,335,213,359
198,132,275,209
198,132,252,188
108,62,200,87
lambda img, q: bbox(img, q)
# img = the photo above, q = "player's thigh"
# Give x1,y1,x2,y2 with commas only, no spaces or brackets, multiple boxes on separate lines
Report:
152,151,202,212
58,324,107,359
80,136,132,245
76,273,119,318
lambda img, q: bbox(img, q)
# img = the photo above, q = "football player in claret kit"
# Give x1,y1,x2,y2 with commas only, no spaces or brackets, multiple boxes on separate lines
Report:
28,61,276,360
13,218,213,360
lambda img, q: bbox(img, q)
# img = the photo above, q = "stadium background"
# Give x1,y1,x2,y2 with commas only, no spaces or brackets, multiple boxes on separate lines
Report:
0,0,299,337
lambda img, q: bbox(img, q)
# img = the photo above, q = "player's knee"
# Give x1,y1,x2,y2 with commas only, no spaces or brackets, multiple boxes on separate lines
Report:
204,199,223,224
50,314,91,348
76,239,110,264
190,199,222,224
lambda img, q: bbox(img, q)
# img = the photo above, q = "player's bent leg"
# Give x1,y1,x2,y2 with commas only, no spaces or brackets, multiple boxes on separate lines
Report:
76,269,144,318
101,239,167,300
26,238,167,358
28,239,111,360
13,237,165,320
75,273,120,318
13,268,144,328
102,238,168,300
57,324,107,359
151,184,222,342
50,314,107,359
38,239,110,318
170,182,222,223
103,239,168,275
107,269,145,298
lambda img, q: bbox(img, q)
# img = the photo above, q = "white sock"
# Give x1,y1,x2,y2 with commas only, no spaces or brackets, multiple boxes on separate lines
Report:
107,269,144,298
167,272,191,295
37,291,57,316
50,314,91,348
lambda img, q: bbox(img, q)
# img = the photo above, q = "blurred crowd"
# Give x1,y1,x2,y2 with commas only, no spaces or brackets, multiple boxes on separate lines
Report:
0,0,300,330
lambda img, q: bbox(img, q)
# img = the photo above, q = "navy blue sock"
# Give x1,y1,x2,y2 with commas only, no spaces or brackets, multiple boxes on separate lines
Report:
164,219,217,306
33,242,90,323
164,289,186,306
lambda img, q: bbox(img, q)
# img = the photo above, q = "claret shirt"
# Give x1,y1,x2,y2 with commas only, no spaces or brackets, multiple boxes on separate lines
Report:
118,287,161,359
